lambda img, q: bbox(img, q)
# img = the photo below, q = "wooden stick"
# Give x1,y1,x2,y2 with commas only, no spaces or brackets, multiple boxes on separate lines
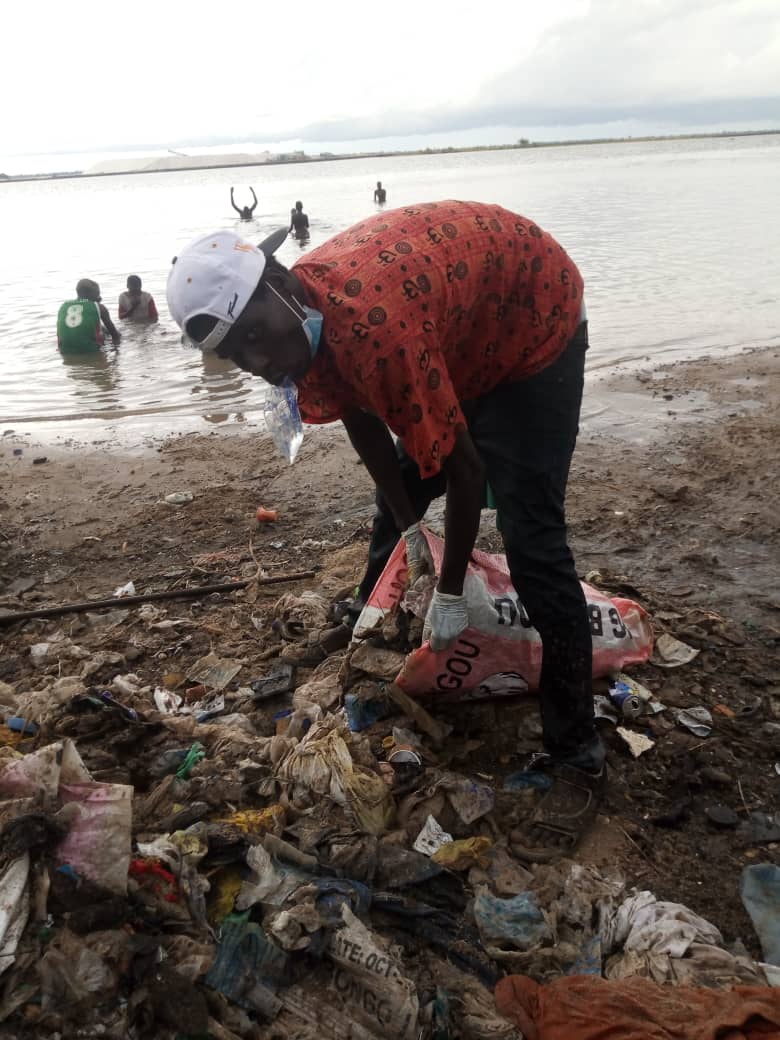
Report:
737,778,750,815
387,682,451,747
620,826,656,867
0,571,315,626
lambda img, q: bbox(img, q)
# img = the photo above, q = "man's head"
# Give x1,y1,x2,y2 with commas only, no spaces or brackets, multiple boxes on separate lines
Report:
294,201,303,211
377,181,382,188
76,278,100,302
167,228,312,385
127,275,142,293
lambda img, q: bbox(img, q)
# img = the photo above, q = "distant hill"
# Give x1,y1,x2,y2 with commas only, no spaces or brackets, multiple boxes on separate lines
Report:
86,151,275,174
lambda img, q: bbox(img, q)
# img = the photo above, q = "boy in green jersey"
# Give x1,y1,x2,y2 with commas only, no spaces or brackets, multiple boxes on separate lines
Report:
57,279,121,352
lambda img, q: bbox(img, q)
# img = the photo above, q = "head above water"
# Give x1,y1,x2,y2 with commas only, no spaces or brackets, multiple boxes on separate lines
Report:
76,278,100,302
127,275,142,292
294,201,303,211
166,228,312,385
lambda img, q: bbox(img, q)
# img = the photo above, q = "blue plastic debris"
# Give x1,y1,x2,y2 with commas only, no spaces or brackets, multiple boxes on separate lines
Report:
473,888,552,949
741,863,780,966
205,911,290,1004
6,716,39,735
344,691,393,731
503,770,553,793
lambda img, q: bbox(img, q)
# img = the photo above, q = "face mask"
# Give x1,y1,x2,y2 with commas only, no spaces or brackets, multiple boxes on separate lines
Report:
300,305,323,355
266,283,323,358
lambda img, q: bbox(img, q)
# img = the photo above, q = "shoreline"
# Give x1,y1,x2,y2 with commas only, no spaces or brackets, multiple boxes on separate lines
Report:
1,344,777,621
2,128,778,184
1,341,774,455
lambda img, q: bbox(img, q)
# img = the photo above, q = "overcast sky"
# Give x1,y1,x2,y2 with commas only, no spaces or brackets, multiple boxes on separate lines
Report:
3,0,779,167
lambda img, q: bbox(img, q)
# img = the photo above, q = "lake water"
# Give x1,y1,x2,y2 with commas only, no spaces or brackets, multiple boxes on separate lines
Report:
2,135,779,445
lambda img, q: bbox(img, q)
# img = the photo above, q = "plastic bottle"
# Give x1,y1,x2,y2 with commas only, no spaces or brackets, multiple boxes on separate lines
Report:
262,383,303,464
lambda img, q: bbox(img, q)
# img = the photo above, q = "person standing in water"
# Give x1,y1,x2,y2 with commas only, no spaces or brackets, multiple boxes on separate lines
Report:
57,279,120,352
118,275,159,322
288,201,309,239
374,181,387,203
230,187,258,221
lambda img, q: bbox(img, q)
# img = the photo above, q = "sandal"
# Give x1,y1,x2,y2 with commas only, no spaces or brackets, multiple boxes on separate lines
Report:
510,760,606,863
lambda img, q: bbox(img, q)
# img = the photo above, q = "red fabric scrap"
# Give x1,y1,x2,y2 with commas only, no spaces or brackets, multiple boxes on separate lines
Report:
495,973,780,1040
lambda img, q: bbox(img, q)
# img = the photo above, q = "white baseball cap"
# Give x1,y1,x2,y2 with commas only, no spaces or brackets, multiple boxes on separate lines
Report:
167,228,287,351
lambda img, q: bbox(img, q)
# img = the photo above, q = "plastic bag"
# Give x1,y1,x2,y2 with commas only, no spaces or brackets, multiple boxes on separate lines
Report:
741,864,780,967
262,383,303,464
0,855,29,976
0,739,132,895
355,528,653,700
276,719,393,835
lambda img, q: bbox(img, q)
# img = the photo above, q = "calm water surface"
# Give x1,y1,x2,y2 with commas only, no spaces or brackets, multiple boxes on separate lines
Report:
1,136,778,443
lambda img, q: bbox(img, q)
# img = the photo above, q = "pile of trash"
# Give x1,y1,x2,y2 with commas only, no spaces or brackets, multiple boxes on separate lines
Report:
0,541,779,1039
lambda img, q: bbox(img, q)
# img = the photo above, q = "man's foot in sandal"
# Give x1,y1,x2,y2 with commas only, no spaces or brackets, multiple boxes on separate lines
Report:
510,751,606,863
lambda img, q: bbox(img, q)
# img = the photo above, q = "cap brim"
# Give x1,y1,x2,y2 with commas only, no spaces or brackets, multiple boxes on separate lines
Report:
258,228,288,259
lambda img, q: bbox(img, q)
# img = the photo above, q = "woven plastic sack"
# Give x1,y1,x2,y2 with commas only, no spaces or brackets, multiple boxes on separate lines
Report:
354,528,653,700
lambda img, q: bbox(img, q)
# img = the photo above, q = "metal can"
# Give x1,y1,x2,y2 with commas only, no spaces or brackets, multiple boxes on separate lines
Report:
609,682,643,719
387,745,423,766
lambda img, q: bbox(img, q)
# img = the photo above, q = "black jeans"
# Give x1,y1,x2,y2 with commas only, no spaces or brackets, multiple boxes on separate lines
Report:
357,324,602,768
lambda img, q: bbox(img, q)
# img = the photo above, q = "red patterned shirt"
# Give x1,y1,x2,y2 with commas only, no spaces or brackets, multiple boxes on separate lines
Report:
294,200,584,476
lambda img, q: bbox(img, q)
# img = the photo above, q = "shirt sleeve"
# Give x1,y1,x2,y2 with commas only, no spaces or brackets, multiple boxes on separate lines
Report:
360,339,467,478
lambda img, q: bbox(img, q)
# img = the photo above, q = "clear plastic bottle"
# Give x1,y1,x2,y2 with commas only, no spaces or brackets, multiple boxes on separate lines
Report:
262,382,303,464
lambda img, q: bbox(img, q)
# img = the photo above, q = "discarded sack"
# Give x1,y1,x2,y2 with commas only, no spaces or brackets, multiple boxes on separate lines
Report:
355,528,653,698
0,739,132,895
326,905,419,1040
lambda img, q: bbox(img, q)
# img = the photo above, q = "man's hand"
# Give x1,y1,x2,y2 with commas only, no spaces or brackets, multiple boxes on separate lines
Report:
423,589,469,650
402,522,432,585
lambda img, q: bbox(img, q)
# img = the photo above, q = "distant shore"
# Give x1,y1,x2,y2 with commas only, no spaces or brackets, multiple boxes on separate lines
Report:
2,128,778,184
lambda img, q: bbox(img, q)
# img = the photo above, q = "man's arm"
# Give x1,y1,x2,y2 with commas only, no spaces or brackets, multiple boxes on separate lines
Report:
148,297,159,321
249,187,258,213
437,429,485,594
342,409,417,531
99,303,121,345
230,188,241,215
344,408,484,593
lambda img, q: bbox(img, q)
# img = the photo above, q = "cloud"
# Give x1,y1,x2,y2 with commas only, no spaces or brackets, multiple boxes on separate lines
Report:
480,0,780,107
2,0,779,159
283,0,780,143
282,95,780,144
